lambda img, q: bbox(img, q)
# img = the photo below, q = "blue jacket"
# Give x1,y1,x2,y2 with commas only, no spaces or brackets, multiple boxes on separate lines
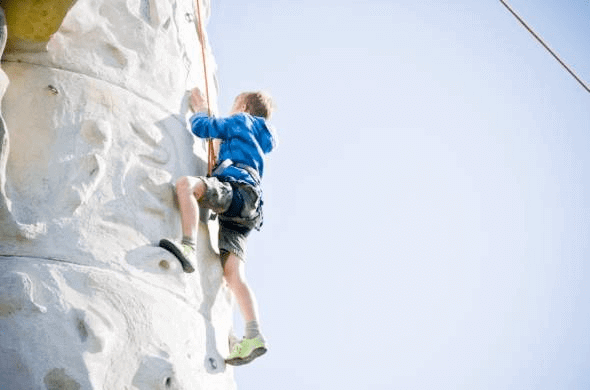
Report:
189,112,277,186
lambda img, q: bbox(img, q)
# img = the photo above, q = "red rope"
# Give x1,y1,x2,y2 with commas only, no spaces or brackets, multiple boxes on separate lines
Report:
195,0,216,175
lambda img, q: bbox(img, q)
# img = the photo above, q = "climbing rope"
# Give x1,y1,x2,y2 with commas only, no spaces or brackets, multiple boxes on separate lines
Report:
500,0,590,94
194,0,216,176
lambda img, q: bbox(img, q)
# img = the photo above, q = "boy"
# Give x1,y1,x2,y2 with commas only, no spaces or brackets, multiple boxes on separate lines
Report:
160,87,277,366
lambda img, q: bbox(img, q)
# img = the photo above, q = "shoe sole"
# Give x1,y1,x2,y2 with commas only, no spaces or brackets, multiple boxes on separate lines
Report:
159,239,195,273
225,347,267,366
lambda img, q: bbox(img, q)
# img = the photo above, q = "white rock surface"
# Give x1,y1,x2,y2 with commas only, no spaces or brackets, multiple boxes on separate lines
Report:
0,1,235,389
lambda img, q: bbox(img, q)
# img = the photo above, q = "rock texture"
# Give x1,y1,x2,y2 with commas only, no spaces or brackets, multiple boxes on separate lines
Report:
0,0,235,388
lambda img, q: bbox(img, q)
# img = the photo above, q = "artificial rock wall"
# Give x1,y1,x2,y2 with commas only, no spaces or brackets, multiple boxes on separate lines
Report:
0,1,236,389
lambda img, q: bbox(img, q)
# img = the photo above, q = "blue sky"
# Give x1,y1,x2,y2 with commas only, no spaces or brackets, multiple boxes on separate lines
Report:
207,1,590,389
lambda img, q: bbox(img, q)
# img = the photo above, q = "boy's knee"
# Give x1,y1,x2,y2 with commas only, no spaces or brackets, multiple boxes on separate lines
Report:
223,265,238,284
176,176,206,199
176,176,191,193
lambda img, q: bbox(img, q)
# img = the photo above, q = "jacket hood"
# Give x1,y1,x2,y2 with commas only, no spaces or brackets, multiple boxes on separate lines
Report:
252,115,278,154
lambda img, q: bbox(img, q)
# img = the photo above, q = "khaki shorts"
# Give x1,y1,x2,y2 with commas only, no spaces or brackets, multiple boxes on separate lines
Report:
196,176,263,264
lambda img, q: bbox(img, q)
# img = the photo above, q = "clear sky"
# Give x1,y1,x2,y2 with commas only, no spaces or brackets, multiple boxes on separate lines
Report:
207,1,590,389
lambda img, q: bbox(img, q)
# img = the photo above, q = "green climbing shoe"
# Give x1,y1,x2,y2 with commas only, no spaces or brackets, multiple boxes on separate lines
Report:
159,238,196,273
225,335,267,366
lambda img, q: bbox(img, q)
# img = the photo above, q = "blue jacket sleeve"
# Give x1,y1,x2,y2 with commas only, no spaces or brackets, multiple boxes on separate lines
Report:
189,112,232,139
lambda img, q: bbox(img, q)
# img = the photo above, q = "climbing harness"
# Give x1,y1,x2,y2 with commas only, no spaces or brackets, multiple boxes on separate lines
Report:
213,159,261,184
211,158,233,176
194,0,216,175
499,0,590,94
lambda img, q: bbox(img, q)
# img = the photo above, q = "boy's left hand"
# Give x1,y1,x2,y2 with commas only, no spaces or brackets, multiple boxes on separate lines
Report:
190,87,208,113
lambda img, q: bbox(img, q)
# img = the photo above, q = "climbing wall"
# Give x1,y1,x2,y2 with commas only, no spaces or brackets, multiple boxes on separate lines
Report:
0,0,235,389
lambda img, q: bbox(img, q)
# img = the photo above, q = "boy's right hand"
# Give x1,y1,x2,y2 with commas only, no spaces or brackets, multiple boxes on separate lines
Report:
190,87,208,113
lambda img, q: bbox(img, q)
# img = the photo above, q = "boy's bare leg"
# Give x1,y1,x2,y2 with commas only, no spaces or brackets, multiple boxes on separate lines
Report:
159,176,205,273
175,176,206,239
223,252,268,364
223,253,259,324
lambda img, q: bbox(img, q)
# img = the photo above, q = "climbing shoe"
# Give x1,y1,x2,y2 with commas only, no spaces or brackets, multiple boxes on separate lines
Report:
225,335,267,366
159,238,195,273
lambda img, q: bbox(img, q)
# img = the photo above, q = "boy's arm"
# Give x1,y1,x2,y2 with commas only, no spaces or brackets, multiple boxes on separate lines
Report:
188,87,230,139
189,113,226,139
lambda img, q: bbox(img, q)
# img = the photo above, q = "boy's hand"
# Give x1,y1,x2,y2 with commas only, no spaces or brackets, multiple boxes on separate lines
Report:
190,87,208,113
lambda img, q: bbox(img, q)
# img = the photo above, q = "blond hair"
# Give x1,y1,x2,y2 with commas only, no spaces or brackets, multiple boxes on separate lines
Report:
236,91,274,119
